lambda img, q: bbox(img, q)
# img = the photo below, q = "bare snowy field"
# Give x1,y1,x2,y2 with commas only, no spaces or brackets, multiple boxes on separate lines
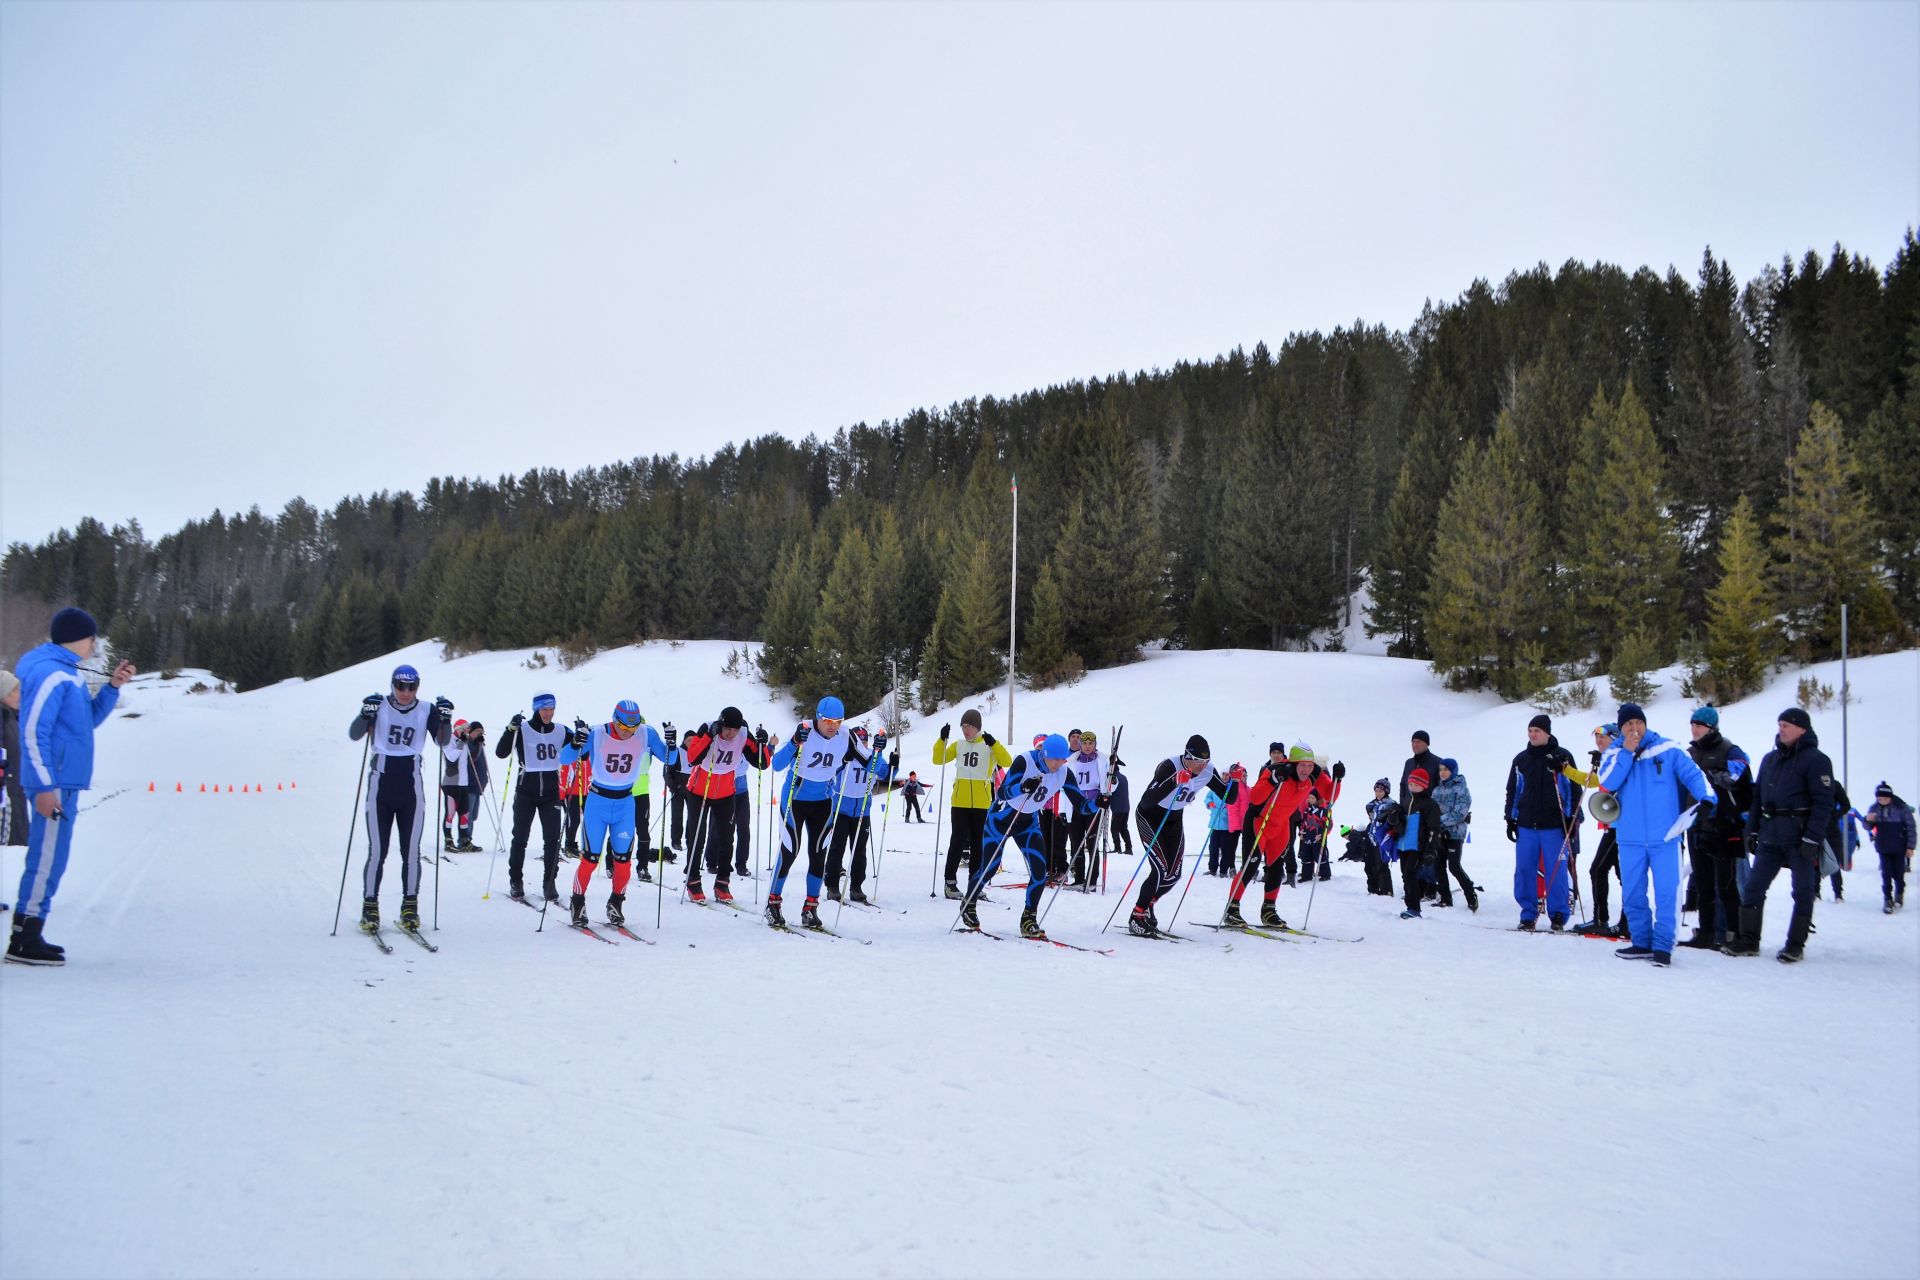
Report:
4,641,1916,1279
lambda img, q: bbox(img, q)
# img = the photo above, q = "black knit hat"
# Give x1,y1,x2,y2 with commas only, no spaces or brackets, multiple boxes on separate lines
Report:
1411,729,1430,745
1778,707,1812,731
1528,713,1552,733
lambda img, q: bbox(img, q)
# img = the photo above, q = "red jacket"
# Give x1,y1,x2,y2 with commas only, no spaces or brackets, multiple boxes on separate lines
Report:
684,728,770,800
1244,767,1336,859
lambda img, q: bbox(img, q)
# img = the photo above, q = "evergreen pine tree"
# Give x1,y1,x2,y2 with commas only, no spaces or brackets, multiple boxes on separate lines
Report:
757,545,817,688
917,586,959,714
1772,402,1901,658
1364,462,1434,657
806,528,880,710
1856,335,1920,624
1056,407,1164,666
597,567,641,645
1571,382,1682,665
947,539,1007,698
1186,572,1229,651
1018,560,1072,686
1426,414,1554,698
1702,495,1779,701
326,574,383,670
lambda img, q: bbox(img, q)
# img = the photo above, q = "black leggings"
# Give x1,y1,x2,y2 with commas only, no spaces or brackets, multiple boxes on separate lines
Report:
1437,835,1475,905
945,808,987,884
1590,829,1621,922
776,796,834,890
508,788,561,890
827,811,874,890
1134,808,1187,909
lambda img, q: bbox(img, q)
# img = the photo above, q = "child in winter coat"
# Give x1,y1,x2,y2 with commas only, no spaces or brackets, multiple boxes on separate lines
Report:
1431,759,1478,910
1365,779,1403,898
1397,769,1445,919
1864,782,1915,912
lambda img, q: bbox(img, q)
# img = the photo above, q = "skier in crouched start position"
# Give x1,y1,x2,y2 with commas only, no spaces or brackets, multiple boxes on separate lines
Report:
349,664,453,934
958,733,1102,938
1131,735,1238,937
559,700,670,928
768,696,874,929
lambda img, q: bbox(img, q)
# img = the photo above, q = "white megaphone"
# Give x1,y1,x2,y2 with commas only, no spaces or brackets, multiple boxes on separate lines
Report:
1589,790,1621,824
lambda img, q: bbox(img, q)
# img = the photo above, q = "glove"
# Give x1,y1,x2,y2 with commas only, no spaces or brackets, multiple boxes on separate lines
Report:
573,717,589,734
873,732,888,753
571,729,589,749
939,722,951,741
1708,769,1734,789
1505,819,1518,843
756,726,769,748
433,695,453,714
1331,761,1346,780
1018,776,1042,796
664,723,677,748
887,750,900,771
1589,749,1603,769
981,733,997,748
360,694,381,721
794,721,812,745
696,723,710,738
510,712,525,727
1096,792,1111,809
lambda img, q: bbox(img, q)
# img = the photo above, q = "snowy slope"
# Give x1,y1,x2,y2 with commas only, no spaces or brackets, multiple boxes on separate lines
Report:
2,640,1916,1280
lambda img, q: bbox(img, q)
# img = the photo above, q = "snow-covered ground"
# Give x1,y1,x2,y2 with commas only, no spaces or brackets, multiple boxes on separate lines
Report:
3,640,1916,1279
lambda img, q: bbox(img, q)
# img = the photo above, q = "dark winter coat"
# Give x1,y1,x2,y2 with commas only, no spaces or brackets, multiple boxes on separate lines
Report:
1399,748,1441,809
1748,729,1837,856
1864,797,1916,857
1505,737,1577,829
1686,729,1753,840
1402,791,1445,862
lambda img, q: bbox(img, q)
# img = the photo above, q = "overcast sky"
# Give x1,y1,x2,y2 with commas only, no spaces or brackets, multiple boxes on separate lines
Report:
2,0,1915,547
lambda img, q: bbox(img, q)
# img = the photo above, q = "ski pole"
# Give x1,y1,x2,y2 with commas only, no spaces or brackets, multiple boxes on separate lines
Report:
948,809,1022,933
1161,811,1211,934
1226,765,1295,924
871,745,896,905
484,724,520,900
434,744,445,931
330,734,373,936
928,743,950,898
833,751,878,930
1301,782,1340,933
766,726,803,906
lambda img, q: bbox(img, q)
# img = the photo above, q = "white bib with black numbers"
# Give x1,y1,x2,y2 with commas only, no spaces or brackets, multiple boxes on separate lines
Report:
705,731,747,773
794,728,852,785
373,697,431,762
836,756,873,799
519,719,566,773
1155,754,1216,811
1007,753,1069,816
592,725,644,788
1069,753,1104,796
951,738,994,784
442,737,470,786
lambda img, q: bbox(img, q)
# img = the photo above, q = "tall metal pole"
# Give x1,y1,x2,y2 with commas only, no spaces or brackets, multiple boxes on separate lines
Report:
1840,602,1850,798
1007,473,1018,742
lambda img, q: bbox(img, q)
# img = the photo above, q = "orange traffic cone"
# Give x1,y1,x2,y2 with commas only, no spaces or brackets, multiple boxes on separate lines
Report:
199,783,207,793
148,782,156,792
227,784,234,793
276,783,284,791
176,782,183,793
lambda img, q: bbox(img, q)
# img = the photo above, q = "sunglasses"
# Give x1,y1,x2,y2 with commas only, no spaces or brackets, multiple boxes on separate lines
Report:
392,680,419,691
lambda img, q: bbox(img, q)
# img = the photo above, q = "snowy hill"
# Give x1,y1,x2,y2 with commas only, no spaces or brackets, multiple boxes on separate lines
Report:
2,640,1916,1279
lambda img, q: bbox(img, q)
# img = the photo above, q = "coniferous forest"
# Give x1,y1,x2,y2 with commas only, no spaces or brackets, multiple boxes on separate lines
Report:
6,236,1917,710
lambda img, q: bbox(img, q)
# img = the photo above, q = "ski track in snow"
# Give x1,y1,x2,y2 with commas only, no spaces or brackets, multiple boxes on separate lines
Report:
2,640,1916,1278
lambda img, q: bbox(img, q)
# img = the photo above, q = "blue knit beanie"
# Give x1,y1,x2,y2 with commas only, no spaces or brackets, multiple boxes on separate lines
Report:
50,607,97,644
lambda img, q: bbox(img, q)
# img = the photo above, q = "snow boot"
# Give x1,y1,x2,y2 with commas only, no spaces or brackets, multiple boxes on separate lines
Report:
960,899,981,930
1720,937,1760,956
1517,917,1537,932
607,894,626,927
850,887,870,904
944,880,963,900
1677,929,1718,949
1260,903,1286,930
825,884,842,903
569,894,588,927
1549,914,1567,932
509,882,527,902
398,896,420,930
686,878,707,904
1651,951,1672,968
1399,909,1423,919
715,880,735,904
1572,918,1609,936
1614,944,1654,960
1020,909,1046,940
1777,945,1804,963
1128,907,1158,937
801,897,823,931
1221,901,1247,928
1885,894,1895,915
5,916,64,966
764,893,784,927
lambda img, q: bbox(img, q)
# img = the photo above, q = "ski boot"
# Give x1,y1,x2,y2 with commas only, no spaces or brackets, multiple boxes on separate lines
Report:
459,840,482,853
850,886,870,904
801,897,824,931
1549,914,1567,933
1719,937,1760,956
1221,900,1247,928
1573,917,1608,936
564,842,581,857
1128,906,1158,937
636,861,654,883
686,877,707,904
1020,909,1045,940
359,898,380,934
944,880,963,901
569,894,588,927
1260,903,1286,930
764,893,784,927
714,880,734,904
960,899,981,930
443,833,457,852
509,881,527,903
398,896,420,931
4,916,64,966
1517,917,1537,932
825,883,842,903
607,894,626,927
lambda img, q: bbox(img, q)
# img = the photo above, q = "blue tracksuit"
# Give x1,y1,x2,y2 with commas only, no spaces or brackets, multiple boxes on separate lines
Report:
13,643,121,921
562,725,670,859
1507,740,1579,922
1597,729,1716,953
973,751,1097,912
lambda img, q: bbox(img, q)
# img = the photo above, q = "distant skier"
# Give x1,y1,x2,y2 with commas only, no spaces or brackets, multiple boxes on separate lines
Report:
497,691,568,903
440,719,476,852
958,732,1100,939
933,709,1011,899
680,708,773,906
559,700,670,928
902,772,926,824
767,696,869,928
826,726,897,903
349,663,453,936
460,720,490,851
1129,735,1236,938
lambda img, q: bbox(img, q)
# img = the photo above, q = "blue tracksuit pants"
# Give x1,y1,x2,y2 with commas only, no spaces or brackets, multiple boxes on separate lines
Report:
1618,838,1683,953
1514,824,1571,921
16,789,79,920
582,791,636,859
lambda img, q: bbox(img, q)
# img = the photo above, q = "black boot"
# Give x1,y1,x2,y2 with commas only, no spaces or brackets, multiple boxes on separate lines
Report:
944,880,963,901
960,899,980,930
1677,929,1717,949
1020,909,1045,939
359,897,380,934
5,916,64,966
569,894,588,927
801,897,823,930
607,893,626,927
764,892,784,927
1260,903,1286,930
398,896,420,930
